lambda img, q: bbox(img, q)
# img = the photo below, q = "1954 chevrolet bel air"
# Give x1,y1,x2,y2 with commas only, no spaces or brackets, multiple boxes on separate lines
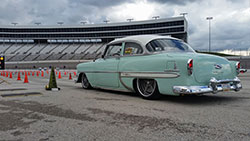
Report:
76,35,244,99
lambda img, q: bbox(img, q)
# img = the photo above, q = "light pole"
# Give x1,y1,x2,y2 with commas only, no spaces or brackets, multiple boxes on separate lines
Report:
180,13,188,42
103,20,109,24
152,16,160,20
80,21,86,25
127,18,133,22
57,22,64,26
35,22,41,26
180,13,188,17
206,17,213,52
11,22,18,26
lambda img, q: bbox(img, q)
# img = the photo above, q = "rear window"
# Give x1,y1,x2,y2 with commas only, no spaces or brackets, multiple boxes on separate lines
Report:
146,39,195,53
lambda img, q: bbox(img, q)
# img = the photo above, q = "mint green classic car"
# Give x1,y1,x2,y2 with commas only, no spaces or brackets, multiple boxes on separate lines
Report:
76,35,243,99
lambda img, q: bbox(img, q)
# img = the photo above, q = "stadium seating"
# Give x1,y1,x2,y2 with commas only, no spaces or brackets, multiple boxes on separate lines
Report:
0,42,107,62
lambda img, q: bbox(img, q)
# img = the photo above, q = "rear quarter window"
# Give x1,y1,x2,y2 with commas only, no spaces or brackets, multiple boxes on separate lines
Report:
123,42,143,56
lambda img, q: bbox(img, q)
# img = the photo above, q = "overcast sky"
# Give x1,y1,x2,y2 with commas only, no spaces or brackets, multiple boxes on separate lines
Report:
0,0,250,51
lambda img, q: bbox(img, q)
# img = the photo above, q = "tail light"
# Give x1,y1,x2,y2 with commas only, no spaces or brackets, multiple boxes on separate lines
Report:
236,62,240,69
187,59,193,75
236,62,241,73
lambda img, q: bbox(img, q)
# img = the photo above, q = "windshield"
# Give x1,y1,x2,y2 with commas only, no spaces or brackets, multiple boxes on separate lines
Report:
146,39,195,53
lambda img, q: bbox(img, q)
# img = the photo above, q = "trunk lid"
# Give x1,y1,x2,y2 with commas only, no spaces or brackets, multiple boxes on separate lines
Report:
193,54,234,83
167,53,234,83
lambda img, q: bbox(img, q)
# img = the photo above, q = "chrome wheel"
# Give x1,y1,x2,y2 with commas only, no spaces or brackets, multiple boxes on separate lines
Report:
136,79,160,99
81,73,92,89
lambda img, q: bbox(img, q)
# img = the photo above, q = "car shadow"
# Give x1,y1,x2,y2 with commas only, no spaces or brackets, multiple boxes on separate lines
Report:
159,94,244,105
76,87,244,105
94,88,139,97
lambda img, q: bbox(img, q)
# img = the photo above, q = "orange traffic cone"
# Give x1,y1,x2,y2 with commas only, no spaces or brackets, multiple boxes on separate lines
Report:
69,73,72,80
6,71,8,77
58,71,62,79
32,71,35,76
9,72,13,79
36,71,40,77
24,72,29,83
64,71,67,76
28,71,31,76
73,72,77,76
17,72,21,81
41,71,44,77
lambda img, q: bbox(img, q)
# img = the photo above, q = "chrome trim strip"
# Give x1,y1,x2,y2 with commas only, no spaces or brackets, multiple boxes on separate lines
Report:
80,71,180,78
118,72,134,91
120,72,179,78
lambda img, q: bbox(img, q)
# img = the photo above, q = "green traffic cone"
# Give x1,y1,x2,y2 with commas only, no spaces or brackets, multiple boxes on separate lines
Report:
45,67,60,91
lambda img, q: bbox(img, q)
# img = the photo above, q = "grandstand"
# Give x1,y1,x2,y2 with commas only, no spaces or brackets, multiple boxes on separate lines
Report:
0,16,187,62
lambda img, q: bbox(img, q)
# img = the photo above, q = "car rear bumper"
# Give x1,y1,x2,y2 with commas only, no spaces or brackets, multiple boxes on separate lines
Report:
173,77,242,95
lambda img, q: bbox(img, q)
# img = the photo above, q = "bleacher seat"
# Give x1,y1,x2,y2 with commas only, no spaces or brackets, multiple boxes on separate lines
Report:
3,42,108,62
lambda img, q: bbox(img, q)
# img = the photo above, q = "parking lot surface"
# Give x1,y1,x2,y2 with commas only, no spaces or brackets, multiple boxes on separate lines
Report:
0,70,250,140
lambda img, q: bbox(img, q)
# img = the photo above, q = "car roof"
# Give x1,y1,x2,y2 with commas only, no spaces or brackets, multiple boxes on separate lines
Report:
108,34,181,46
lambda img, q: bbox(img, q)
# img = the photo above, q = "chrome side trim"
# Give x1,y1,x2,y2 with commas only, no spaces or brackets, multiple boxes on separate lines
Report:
120,72,180,78
80,71,180,78
118,72,134,91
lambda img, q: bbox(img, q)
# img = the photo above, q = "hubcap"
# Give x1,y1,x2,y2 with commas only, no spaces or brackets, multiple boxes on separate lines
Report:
82,75,89,88
137,79,156,97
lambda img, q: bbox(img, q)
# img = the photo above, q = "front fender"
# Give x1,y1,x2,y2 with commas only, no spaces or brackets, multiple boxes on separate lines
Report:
75,73,83,83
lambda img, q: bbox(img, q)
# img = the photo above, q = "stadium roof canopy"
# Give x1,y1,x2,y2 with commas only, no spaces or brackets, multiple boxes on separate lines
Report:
0,17,187,43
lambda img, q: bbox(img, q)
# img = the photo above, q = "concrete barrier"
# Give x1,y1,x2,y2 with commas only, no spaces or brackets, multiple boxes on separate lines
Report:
5,60,91,69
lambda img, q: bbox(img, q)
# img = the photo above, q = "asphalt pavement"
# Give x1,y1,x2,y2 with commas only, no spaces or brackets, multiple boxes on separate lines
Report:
0,70,250,141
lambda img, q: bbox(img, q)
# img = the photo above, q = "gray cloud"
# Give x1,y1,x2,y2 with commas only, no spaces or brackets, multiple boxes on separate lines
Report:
71,0,133,7
0,0,249,51
148,0,199,5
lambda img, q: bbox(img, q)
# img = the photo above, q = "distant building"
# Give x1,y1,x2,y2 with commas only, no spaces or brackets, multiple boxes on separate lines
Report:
219,49,250,56
0,16,188,62
0,16,187,43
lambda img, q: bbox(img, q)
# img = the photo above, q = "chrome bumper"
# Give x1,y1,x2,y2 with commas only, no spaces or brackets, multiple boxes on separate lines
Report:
173,77,242,95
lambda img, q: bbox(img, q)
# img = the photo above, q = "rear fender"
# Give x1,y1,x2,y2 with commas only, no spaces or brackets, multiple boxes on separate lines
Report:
229,61,239,76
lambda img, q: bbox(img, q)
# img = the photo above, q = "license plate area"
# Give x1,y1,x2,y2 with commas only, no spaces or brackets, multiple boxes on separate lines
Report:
221,83,231,91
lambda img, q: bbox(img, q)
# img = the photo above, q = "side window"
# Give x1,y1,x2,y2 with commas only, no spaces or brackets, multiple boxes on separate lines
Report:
123,42,143,56
105,43,122,57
